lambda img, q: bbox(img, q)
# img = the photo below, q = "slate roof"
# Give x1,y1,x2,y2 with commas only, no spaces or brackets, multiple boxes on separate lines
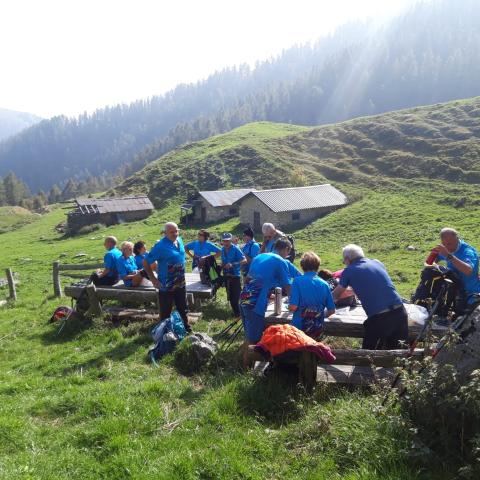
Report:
74,196,154,215
198,189,252,207
238,184,348,213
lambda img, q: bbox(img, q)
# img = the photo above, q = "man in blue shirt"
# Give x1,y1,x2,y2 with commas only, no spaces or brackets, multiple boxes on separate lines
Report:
289,252,335,338
185,229,221,269
90,236,122,286
432,227,480,304
260,223,285,254
333,244,408,350
241,227,260,277
240,238,291,367
220,232,246,317
143,222,191,332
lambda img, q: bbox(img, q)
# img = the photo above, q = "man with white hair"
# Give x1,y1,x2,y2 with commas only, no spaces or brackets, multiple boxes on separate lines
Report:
333,244,408,350
260,223,285,254
143,222,191,332
430,228,480,304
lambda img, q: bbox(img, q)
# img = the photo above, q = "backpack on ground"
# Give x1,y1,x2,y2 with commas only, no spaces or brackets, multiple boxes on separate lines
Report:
148,311,187,364
411,265,465,317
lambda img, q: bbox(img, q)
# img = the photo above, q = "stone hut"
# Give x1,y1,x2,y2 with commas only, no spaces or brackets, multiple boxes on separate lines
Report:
236,184,347,230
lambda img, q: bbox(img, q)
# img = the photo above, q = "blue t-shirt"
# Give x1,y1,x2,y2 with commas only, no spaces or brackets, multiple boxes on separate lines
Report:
242,240,261,274
438,240,480,302
264,238,275,253
221,244,245,277
116,255,138,287
339,257,402,317
240,252,290,316
289,272,335,329
145,237,186,292
134,253,147,270
185,240,221,257
287,260,302,283
104,247,122,278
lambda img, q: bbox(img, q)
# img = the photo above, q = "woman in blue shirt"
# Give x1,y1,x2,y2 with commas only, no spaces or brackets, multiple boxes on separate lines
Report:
185,229,221,270
220,232,247,317
241,227,260,277
289,252,335,338
117,241,143,287
133,240,148,270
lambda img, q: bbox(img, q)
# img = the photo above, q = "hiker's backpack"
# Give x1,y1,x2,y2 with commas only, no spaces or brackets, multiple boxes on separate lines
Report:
49,306,74,323
149,311,187,364
411,265,465,316
286,235,296,263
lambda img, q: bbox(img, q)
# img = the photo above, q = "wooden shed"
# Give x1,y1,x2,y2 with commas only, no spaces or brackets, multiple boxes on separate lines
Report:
67,196,154,232
236,184,348,230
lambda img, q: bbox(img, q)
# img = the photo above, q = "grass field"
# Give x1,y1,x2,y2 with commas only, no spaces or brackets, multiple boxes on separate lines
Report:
0,178,478,478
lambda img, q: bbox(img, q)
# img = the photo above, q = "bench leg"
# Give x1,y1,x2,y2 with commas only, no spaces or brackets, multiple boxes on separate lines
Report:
298,351,317,393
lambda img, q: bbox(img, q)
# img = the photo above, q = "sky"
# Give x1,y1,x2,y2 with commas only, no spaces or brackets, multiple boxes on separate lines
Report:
0,0,415,119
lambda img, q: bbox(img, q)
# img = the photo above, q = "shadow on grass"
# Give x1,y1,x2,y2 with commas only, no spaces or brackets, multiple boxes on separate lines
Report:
39,313,94,345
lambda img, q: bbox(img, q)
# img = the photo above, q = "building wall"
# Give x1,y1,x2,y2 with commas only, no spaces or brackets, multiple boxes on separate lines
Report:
275,206,336,228
67,209,153,232
193,199,239,223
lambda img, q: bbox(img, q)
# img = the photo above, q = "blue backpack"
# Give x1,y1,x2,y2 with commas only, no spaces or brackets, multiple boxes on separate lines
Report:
148,311,187,365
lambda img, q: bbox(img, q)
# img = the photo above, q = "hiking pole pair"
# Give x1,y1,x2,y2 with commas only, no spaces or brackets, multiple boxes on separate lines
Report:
382,281,450,405
217,316,244,352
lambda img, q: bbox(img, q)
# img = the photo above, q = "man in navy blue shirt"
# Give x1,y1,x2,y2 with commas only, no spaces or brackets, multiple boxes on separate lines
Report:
90,236,122,286
220,232,246,317
143,222,191,332
333,244,408,350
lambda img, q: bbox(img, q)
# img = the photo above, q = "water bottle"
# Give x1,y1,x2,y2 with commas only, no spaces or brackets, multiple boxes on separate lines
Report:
274,287,283,315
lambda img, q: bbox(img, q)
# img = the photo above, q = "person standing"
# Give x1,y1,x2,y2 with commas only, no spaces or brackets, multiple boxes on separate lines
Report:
185,229,221,270
220,232,246,317
143,222,191,332
241,227,260,277
90,236,122,286
332,244,408,350
260,223,285,253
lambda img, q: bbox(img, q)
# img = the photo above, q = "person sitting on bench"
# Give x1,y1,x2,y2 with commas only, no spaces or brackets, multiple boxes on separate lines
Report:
289,252,335,338
185,229,221,270
133,241,148,270
117,241,144,287
90,236,122,286
332,244,408,350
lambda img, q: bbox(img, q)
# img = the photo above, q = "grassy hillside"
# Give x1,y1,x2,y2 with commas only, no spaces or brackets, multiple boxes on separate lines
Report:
112,97,480,208
0,206,40,233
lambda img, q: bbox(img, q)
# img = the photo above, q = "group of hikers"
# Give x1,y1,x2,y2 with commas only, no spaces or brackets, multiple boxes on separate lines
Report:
90,222,480,365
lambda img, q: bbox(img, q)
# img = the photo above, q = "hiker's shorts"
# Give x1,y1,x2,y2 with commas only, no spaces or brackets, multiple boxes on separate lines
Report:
241,305,265,343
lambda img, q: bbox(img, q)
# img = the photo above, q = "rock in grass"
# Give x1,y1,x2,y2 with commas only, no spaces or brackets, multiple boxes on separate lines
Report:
406,245,417,251
174,332,217,375
74,253,87,258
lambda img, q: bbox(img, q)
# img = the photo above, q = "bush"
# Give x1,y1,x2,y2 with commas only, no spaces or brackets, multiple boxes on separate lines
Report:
75,223,105,235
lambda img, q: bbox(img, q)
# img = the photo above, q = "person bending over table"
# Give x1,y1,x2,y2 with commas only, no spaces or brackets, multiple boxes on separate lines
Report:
90,235,122,286
240,238,292,367
220,232,246,318
143,222,192,333
289,252,335,338
332,244,408,350
117,241,144,287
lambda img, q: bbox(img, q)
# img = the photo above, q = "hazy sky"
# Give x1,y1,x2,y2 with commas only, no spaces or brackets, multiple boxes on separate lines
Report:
0,0,415,118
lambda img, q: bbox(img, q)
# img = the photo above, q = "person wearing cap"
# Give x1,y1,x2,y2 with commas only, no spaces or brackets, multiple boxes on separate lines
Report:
185,229,221,270
241,227,260,277
143,222,192,332
90,235,122,286
332,244,407,350
220,232,247,317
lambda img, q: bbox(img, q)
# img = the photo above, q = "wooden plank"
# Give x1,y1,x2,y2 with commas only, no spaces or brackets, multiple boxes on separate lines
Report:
52,261,62,297
5,268,16,301
58,263,103,271
319,348,423,367
85,284,102,317
316,365,394,385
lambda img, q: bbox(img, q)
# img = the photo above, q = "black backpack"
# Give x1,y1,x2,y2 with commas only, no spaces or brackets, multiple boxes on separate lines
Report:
286,235,296,263
411,265,465,316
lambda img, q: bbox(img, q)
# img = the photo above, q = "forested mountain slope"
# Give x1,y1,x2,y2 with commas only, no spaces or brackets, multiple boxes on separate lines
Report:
0,108,41,142
112,96,480,207
0,0,479,192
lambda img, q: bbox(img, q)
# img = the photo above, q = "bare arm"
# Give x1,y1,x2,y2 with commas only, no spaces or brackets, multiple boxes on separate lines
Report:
434,245,473,276
332,285,346,302
143,259,159,288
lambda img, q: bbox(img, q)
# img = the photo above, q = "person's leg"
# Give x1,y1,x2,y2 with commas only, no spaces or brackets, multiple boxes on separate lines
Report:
242,306,266,368
91,274,118,286
131,272,143,287
173,287,191,331
385,307,409,349
362,315,383,349
158,290,174,321
229,276,241,317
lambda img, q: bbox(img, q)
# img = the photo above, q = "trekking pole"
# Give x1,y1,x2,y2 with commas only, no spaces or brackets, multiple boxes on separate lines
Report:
217,322,244,352
217,316,241,339
382,282,449,405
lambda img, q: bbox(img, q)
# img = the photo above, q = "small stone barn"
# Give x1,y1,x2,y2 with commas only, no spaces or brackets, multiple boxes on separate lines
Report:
67,196,154,232
190,188,252,223
236,184,347,230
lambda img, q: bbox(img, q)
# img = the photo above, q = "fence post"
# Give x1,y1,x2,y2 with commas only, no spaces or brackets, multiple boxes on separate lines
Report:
53,261,63,297
5,268,17,301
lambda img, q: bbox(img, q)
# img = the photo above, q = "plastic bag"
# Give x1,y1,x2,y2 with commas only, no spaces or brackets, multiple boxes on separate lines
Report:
405,303,429,326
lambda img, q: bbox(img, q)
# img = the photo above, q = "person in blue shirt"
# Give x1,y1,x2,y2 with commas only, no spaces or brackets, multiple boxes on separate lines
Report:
143,222,191,332
432,227,480,305
289,252,335,338
260,223,285,254
241,227,260,277
333,244,408,350
133,240,148,270
185,229,221,270
90,235,122,286
240,238,292,367
220,232,246,317
117,241,143,287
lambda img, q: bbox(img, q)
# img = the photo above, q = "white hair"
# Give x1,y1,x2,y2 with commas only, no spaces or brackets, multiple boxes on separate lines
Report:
164,222,178,233
120,241,134,252
342,244,365,262
262,222,275,235
440,227,459,238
